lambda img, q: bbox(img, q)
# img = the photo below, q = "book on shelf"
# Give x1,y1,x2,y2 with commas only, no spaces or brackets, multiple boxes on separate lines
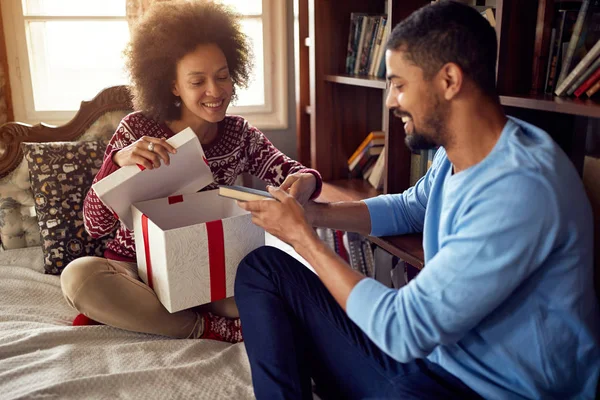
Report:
555,0,600,94
367,149,386,190
348,131,385,164
368,17,388,76
480,8,496,27
345,13,367,75
586,75,600,96
349,145,384,175
356,16,377,75
409,148,438,186
546,10,579,94
555,39,600,96
345,14,388,77
348,131,385,178
572,57,600,96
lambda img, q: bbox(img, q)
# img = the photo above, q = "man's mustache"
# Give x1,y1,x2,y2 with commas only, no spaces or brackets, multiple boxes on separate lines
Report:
392,108,412,120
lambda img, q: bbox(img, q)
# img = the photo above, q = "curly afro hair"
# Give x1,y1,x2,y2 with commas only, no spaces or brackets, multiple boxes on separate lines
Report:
124,0,253,122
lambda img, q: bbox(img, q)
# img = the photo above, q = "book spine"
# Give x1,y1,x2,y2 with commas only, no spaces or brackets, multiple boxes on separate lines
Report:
546,11,569,93
368,17,387,77
544,28,557,94
353,16,368,76
345,14,358,75
360,17,380,76
556,0,591,87
555,38,600,95
573,58,600,96
531,0,555,93
586,76,600,96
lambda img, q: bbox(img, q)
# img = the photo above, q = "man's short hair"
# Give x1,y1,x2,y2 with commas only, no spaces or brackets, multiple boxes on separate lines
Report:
386,0,498,96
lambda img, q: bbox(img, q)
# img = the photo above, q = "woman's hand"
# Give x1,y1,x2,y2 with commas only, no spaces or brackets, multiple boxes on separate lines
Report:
112,136,177,169
279,172,316,206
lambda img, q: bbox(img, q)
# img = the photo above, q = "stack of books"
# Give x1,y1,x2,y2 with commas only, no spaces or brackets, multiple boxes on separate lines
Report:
347,131,386,189
409,148,438,187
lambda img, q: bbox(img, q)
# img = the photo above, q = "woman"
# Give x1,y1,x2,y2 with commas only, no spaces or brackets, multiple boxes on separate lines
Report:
60,0,322,344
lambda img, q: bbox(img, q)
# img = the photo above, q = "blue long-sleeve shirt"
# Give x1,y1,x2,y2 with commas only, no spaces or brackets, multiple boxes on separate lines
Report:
348,117,600,399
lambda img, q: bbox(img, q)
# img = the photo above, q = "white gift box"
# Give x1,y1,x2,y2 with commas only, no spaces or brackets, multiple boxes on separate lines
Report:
92,128,214,230
265,232,316,275
132,190,265,313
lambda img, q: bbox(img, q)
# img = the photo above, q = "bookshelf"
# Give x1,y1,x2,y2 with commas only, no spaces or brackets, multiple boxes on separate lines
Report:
296,0,598,268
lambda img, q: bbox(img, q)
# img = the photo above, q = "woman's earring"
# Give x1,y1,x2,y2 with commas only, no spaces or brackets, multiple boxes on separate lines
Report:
174,99,181,108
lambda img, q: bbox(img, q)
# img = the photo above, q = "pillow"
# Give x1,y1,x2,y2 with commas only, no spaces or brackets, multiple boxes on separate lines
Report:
22,140,114,274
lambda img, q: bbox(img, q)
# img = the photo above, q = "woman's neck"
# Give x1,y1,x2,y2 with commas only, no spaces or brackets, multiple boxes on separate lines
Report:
167,113,218,145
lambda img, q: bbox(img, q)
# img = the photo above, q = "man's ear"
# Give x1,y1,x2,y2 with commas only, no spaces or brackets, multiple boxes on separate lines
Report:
438,62,463,101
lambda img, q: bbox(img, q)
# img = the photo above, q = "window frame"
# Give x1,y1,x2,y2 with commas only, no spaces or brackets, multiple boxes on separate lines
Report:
1,0,288,129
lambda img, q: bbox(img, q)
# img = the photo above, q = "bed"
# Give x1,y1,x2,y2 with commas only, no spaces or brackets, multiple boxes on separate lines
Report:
0,86,254,399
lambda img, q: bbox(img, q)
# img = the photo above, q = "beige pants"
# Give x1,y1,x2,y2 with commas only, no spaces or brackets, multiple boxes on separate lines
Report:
60,256,238,338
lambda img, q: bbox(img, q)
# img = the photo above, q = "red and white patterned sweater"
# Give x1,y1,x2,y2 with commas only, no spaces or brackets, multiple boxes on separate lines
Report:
84,112,322,262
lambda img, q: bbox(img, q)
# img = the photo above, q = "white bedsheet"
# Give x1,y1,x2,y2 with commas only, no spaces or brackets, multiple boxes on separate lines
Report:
0,247,254,400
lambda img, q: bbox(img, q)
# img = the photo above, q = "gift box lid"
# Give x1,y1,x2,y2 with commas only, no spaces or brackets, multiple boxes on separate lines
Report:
91,127,214,229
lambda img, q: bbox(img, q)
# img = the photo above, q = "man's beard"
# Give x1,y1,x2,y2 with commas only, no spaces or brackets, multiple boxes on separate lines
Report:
397,95,447,152
405,131,438,152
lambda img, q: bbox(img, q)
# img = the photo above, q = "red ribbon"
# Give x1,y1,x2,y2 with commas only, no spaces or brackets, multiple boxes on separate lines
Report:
140,201,227,302
168,195,184,204
136,164,146,171
141,214,154,289
206,220,226,301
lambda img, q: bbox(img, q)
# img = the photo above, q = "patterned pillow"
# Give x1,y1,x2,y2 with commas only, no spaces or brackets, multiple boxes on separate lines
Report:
22,140,114,274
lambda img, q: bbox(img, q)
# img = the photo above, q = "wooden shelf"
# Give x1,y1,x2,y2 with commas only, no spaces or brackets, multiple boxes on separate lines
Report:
324,74,387,90
369,234,424,270
500,94,600,118
318,179,381,202
317,179,425,269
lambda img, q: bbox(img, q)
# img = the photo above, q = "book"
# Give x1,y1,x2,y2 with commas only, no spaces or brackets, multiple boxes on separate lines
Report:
544,28,557,92
556,0,593,88
586,75,600,96
555,38,600,95
562,2,600,93
375,24,391,78
531,0,554,93
572,56,600,96
217,185,274,202
345,13,366,74
547,10,579,94
353,16,369,75
367,149,386,189
349,145,384,173
481,8,496,27
368,17,387,76
347,131,385,165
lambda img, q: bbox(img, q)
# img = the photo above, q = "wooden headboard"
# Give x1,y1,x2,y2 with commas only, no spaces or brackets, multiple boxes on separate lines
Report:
0,85,133,179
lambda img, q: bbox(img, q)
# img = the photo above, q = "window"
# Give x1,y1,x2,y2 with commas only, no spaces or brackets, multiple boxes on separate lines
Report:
1,0,287,129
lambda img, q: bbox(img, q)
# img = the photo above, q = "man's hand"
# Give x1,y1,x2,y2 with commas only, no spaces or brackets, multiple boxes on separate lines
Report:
279,173,316,205
237,186,318,249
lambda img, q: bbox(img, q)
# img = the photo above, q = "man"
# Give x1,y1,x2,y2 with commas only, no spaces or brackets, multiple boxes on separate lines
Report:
235,1,600,399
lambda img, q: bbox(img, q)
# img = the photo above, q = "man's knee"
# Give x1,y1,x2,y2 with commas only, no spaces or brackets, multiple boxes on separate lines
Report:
235,246,290,288
60,256,107,304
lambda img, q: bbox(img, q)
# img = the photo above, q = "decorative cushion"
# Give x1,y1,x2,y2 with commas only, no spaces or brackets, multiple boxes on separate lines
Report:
0,110,128,251
22,140,114,274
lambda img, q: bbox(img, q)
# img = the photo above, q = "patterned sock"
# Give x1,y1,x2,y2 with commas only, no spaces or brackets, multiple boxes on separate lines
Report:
200,312,243,343
72,313,102,326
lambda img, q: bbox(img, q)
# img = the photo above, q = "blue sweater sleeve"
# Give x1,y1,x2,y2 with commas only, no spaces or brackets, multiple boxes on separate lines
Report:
363,149,443,237
347,174,559,362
